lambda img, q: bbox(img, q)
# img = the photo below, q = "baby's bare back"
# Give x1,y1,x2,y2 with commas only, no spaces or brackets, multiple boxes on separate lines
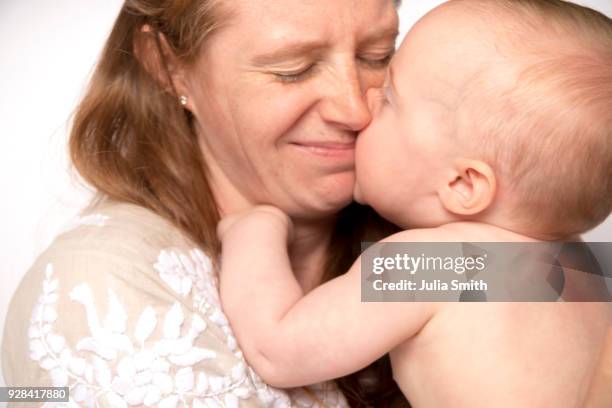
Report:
390,301,611,407
381,223,610,406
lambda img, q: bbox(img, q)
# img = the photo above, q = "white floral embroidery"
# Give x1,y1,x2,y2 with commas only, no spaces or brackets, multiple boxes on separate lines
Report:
28,244,346,408
155,249,237,352
29,263,255,407
154,248,348,408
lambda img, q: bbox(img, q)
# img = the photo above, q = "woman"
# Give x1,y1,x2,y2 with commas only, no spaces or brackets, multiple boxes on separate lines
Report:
2,0,403,406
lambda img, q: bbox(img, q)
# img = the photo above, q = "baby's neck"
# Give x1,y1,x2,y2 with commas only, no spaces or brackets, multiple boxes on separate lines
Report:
438,220,545,242
449,205,576,242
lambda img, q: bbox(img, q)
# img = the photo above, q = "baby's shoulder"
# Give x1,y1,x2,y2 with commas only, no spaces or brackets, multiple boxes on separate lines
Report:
381,226,462,243
384,222,531,243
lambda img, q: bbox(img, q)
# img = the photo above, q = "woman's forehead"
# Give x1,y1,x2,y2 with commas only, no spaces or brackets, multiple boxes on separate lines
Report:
225,0,399,44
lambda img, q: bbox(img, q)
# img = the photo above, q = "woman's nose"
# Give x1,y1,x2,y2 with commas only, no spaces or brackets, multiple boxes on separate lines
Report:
319,71,372,132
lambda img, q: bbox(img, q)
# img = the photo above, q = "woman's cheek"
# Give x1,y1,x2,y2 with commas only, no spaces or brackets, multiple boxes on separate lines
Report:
236,85,321,142
361,68,387,91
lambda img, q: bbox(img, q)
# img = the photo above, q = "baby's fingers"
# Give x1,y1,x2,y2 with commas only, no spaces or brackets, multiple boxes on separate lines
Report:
217,206,293,241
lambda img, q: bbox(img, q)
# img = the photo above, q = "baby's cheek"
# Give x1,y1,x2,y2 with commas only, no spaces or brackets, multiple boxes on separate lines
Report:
353,182,365,204
353,149,369,204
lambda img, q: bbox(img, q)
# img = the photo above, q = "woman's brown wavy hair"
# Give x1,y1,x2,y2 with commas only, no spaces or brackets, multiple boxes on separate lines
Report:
69,0,407,406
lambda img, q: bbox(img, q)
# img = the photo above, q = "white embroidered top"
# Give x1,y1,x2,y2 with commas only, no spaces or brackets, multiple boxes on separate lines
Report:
1,201,348,408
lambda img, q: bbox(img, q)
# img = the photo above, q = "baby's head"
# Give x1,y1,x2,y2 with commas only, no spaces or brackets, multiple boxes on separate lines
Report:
355,0,612,240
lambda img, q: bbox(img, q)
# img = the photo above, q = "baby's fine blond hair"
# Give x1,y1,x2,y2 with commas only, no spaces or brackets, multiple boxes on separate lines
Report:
454,0,612,239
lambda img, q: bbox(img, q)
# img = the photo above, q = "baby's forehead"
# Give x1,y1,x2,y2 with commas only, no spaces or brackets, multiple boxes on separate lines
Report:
402,3,506,69
404,1,578,87
414,1,500,41
392,6,504,107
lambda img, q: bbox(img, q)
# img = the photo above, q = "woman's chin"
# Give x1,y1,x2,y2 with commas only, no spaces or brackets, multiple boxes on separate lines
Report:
299,178,356,218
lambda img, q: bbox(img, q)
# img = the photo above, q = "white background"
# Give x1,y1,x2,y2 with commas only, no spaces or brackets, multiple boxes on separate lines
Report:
1,0,611,388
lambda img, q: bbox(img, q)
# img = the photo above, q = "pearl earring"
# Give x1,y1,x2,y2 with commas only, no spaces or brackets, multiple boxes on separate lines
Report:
179,95,188,106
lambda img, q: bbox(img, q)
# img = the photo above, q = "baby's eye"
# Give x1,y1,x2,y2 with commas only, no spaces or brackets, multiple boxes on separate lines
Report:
358,51,395,69
382,87,392,105
372,87,390,106
273,64,316,84
370,88,390,113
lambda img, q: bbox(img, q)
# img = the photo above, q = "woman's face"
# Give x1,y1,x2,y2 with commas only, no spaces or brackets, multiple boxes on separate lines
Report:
182,0,398,218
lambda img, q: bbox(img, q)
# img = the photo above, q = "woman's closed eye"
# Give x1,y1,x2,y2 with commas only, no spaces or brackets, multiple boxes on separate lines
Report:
273,64,317,84
357,51,394,69
271,50,394,84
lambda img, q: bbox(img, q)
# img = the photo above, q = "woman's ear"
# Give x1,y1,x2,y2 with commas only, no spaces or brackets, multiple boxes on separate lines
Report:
438,158,497,216
133,25,191,108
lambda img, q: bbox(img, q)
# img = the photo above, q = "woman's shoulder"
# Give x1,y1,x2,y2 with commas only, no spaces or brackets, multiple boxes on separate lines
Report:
2,200,349,407
26,200,209,290
52,199,194,257
3,201,240,404
8,200,220,327
6,201,204,307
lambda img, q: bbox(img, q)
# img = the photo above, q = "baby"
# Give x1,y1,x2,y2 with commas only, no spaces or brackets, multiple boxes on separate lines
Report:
218,0,612,406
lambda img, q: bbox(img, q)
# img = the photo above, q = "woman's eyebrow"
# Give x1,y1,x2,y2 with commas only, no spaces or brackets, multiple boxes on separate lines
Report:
251,41,327,65
359,27,400,47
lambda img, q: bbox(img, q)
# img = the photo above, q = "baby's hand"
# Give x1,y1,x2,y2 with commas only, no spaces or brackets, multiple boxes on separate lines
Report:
217,205,293,242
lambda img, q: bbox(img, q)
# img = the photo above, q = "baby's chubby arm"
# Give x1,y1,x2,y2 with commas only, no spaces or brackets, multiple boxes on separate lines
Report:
218,206,437,388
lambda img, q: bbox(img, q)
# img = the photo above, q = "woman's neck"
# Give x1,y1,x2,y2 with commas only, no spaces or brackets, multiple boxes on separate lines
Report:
208,162,338,293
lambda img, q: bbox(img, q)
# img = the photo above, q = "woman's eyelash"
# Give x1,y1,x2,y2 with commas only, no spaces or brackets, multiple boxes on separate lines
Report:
274,65,316,83
272,51,394,83
358,52,394,69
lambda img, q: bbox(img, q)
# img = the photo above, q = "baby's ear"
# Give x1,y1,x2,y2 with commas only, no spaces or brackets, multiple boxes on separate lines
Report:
438,159,496,216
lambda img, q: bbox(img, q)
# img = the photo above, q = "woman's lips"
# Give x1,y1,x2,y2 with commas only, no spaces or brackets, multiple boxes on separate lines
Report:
289,141,356,158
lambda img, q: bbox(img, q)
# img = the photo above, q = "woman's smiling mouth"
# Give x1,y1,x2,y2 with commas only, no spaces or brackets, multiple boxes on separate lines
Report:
289,140,356,159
